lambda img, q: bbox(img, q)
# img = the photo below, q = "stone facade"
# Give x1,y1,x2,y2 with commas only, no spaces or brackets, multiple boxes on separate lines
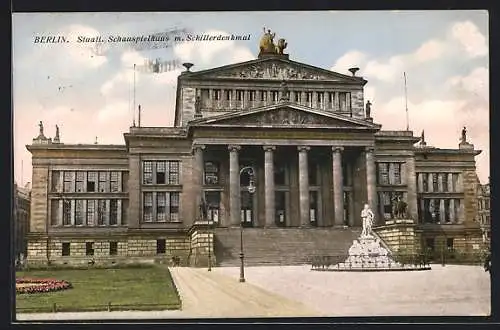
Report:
24,51,485,266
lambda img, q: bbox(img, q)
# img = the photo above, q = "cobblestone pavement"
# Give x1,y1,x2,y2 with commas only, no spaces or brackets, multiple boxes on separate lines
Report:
16,266,321,321
214,264,491,316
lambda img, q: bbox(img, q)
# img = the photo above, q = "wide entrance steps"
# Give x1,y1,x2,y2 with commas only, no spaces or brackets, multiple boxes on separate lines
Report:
214,227,362,267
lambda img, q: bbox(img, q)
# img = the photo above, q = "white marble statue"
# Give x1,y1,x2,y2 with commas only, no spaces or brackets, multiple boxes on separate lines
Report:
361,204,375,238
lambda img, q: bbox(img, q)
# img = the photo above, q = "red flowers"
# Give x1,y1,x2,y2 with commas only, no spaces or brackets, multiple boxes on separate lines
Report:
16,278,72,294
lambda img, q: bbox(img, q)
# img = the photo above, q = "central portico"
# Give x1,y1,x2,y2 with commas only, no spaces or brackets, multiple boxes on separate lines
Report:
189,102,381,229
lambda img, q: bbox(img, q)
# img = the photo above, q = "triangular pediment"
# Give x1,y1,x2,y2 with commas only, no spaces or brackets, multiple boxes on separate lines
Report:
190,103,380,130
185,57,365,83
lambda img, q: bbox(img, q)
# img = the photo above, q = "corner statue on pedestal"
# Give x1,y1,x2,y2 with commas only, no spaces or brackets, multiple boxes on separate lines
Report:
361,204,374,238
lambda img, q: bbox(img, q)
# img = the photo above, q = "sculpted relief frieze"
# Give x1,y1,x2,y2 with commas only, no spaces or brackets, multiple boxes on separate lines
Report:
220,109,347,126
209,62,337,81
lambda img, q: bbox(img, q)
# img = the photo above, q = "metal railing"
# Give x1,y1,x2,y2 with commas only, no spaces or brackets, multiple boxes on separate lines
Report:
16,301,181,314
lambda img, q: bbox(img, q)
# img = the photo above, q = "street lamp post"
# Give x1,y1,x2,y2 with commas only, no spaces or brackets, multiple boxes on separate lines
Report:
239,166,256,283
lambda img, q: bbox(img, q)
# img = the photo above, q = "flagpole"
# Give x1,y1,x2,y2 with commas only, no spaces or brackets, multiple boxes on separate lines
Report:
133,64,137,127
21,160,23,186
404,72,409,131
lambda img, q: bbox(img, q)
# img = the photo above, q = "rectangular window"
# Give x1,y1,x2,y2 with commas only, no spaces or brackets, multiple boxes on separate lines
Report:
452,173,459,192
157,192,166,222
249,90,256,101
294,91,300,102
308,163,318,185
109,241,118,256
168,161,180,185
98,172,109,192
51,171,61,192
109,199,118,225
170,192,180,222
63,200,72,226
271,91,279,102
63,171,74,192
143,192,153,222
143,161,153,184
62,242,71,256
86,200,95,226
306,92,312,103
76,172,85,192
204,161,219,185
110,172,120,192
156,161,166,184
392,163,401,185
75,200,84,225
97,200,107,225
260,90,266,101
205,191,221,223
446,238,454,250
444,199,451,223
485,199,490,210
50,200,59,226
274,164,286,185
328,92,334,105
86,242,94,256
157,239,166,254
226,90,232,101
87,172,97,192
378,163,389,185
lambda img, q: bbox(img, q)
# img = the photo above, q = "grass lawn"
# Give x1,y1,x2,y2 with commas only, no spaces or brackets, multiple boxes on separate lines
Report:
16,266,181,313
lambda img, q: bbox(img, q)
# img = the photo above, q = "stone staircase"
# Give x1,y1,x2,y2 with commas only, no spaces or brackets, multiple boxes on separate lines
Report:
214,227,362,266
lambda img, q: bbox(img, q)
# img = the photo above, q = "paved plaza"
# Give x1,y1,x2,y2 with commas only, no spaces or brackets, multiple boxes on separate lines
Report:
16,264,490,321
215,264,491,317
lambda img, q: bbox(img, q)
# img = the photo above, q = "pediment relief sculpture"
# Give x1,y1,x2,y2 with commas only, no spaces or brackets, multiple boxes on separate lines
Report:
217,108,356,127
209,61,340,81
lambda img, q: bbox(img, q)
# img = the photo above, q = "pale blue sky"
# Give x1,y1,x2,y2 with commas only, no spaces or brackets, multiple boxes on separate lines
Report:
12,11,489,184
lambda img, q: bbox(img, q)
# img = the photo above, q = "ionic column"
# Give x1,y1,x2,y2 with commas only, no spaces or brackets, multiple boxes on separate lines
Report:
365,147,377,221
334,92,339,111
427,173,433,192
417,173,424,193
312,92,318,108
231,89,236,109
449,199,455,223
447,173,454,192
406,158,418,221
298,146,310,227
301,91,306,107
193,144,206,222
439,199,445,224
229,145,241,226
263,146,276,227
332,147,344,227
438,173,444,192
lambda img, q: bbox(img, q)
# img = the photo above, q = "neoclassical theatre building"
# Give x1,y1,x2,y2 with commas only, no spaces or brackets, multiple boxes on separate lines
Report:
26,36,485,266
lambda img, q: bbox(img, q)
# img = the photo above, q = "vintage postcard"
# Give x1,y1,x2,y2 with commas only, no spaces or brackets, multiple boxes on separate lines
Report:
12,10,490,321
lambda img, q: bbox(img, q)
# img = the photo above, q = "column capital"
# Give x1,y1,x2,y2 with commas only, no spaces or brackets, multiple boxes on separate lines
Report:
228,145,241,152
332,146,344,153
365,146,375,153
192,144,206,151
297,146,310,152
263,145,276,152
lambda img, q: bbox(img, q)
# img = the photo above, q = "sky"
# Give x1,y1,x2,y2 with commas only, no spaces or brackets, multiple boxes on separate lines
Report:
12,11,489,185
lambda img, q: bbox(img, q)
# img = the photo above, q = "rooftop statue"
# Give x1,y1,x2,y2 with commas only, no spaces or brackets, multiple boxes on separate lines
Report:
259,27,287,56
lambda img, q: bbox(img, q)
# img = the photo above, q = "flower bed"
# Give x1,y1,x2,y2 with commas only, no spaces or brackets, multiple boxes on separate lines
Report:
16,278,72,294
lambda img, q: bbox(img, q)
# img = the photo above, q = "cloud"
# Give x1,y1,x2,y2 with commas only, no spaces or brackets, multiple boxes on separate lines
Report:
450,21,488,58
96,101,130,122
331,21,487,83
446,67,488,101
64,25,108,67
331,50,367,75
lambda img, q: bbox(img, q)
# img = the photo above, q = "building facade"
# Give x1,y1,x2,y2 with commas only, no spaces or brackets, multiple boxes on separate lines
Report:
14,183,31,258
25,38,485,266
477,180,490,246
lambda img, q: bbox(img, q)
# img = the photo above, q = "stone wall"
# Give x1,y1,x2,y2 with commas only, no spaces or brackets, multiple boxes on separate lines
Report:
181,87,196,126
463,169,480,224
30,166,49,233
374,220,418,254
351,89,364,118
189,228,215,267
26,236,191,266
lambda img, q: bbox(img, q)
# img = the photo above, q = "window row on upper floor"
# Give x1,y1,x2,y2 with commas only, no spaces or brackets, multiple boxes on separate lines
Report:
416,173,462,193
51,171,127,193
